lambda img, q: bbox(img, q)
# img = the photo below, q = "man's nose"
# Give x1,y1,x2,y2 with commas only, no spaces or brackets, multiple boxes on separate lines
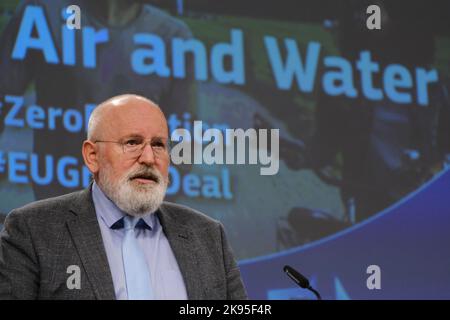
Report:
137,143,156,165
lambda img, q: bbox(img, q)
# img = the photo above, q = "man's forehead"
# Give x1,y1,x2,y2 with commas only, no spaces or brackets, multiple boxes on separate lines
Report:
112,106,157,119
100,100,168,137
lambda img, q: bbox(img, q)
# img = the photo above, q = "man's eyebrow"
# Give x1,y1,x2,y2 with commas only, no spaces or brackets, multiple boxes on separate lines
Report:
120,134,145,140
151,136,169,141
120,134,168,141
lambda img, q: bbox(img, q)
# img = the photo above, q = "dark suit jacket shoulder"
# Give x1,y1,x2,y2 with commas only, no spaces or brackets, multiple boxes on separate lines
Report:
0,188,247,300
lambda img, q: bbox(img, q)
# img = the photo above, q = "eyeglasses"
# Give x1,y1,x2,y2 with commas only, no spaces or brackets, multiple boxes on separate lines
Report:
94,137,170,158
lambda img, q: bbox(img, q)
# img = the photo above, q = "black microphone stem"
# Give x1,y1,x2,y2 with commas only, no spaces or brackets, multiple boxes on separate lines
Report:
307,286,322,300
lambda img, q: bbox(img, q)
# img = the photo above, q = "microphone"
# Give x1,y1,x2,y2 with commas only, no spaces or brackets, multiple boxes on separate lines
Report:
283,265,322,300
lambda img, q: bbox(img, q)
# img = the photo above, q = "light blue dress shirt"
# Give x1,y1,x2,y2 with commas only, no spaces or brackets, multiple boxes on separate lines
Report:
92,181,188,300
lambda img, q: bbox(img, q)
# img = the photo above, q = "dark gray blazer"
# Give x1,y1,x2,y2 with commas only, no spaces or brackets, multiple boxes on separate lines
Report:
0,186,247,300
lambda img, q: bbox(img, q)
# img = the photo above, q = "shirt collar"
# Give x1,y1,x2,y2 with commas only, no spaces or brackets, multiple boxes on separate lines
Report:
91,180,156,230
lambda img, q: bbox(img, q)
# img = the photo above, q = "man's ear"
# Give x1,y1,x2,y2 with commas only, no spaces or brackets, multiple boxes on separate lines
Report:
82,140,99,175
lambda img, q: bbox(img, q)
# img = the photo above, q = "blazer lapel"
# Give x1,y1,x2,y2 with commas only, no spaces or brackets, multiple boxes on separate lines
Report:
157,205,204,300
66,187,116,300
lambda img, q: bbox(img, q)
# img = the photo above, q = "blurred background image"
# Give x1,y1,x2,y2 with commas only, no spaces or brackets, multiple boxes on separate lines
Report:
1,0,450,299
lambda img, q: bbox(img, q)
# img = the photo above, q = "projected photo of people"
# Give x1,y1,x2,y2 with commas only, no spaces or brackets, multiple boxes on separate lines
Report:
0,0,449,261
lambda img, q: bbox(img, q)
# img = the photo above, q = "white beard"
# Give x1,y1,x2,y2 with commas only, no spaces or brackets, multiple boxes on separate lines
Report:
98,165,168,217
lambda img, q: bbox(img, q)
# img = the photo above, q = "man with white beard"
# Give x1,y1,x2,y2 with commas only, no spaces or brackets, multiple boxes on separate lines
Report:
0,94,247,300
